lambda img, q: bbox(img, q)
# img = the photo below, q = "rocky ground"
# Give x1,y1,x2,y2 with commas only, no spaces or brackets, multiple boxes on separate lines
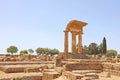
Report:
1,70,120,80
54,74,120,80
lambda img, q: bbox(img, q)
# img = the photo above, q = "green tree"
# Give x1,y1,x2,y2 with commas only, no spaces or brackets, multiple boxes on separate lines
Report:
50,48,59,56
117,54,120,58
7,46,18,54
43,48,51,55
36,48,44,55
83,45,89,54
20,50,28,55
97,43,104,57
28,49,34,54
102,37,107,54
106,49,117,58
88,43,99,55
98,43,103,54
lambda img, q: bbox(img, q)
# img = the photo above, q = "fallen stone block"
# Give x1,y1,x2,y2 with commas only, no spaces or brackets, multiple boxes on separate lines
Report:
24,67,40,73
85,73,99,79
100,72,111,78
55,67,64,74
42,71,60,80
63,71,84,80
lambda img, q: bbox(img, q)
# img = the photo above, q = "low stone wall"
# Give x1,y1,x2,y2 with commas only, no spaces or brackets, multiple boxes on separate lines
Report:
0,73,42,80
103,62,120,76
24,67,40,73
64,60,103,71
42,71,60,80
0,66,24,73
0,61,54,65
0,65,48,73
63,71,99,80
63,71,84,80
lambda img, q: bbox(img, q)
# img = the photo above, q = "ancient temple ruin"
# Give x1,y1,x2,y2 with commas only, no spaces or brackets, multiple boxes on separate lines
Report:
64,20,88,58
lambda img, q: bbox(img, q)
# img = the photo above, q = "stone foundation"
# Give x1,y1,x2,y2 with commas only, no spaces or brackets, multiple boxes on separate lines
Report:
42,72,60,80
103,62,120,76
67,54,88,59
0,73,42,80
64,61,103,71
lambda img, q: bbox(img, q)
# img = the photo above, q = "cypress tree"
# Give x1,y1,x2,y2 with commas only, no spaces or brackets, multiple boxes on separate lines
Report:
102,37,107,54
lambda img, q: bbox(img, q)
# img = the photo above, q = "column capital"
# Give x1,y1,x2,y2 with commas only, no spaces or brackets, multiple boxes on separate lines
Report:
71,31,78,35
64,30,69,33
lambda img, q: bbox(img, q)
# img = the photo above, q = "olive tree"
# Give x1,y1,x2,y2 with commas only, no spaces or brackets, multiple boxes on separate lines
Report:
7,45,18,54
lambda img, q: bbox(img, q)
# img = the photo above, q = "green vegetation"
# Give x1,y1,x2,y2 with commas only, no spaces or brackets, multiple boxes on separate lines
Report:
102,37,107,54
36,47,59,56
83,37,108,57
117,54,120,58
28,49,34,54
4,37,118,58
88,43,99,55
36,48,44,55
7,46,18,54
106,49,117,58
20,50,28,55
50,48,59,56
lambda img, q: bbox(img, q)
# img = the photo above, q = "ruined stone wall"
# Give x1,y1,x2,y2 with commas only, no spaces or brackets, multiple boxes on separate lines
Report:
103,62,120,76
64,60,103,71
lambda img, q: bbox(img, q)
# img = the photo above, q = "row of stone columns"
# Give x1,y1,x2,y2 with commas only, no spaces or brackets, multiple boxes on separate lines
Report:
64,30,83,55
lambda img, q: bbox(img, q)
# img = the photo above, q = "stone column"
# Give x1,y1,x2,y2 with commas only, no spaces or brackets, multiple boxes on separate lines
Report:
64,30,68,58
72,32,76,54
78,33,82,54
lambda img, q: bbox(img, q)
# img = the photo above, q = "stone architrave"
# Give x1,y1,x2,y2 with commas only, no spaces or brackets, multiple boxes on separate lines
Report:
63,20,88,59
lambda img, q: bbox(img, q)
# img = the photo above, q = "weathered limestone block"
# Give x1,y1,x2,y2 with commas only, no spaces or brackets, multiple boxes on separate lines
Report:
47,64,54,69
0,72,42,80
0,58,4,61
1,67,24,73
39,55,47,61
113,64,120,70
64,62,102,71
4,57,11,61
58,52,65,60
21,76,42,80
55,67,64,74
109,70,120,76
5,54,11,57
72,70,101,74
42,72,60,80
54,57,62,67
40,65,48,72
20,54,32,61
0,78,11,80
63,71,84,80
10,58,17,61
85,73,99,79
100,72,111,78
43,69,55,72
103,69,120,76
81,77,98,80
102,62,113,69
31,58,36,61
24,67,40,73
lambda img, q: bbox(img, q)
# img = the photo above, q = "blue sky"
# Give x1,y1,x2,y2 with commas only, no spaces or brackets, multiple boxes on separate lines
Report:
0,0,120,54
